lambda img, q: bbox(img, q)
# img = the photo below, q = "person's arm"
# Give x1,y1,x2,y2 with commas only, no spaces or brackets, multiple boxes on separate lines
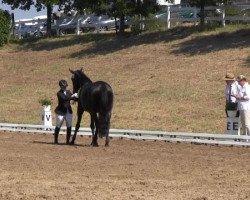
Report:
57,92,72,101
242,85,250,101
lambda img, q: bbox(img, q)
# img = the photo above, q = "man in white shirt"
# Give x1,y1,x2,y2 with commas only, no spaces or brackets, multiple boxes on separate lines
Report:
224,72,238,116
232,75,250,136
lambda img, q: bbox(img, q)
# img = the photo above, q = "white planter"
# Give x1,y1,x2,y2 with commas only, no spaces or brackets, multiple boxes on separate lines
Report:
226,110,240,135
43,105,51,112
227,110,237,118
41,105,52,127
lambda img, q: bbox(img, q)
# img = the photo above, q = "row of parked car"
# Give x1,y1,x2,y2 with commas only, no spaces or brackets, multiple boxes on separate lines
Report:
15,15,132,38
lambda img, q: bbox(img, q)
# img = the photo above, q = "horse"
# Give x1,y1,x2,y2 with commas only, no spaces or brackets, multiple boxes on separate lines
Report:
69,68,114,147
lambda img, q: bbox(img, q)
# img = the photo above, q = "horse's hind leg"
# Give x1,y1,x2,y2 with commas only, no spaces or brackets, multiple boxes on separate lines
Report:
90,114,95,146
91,113,99,147
105,112,111,147
71,108,84,145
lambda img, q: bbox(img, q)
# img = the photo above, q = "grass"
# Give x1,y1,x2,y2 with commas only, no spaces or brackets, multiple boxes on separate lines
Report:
0,24,249,133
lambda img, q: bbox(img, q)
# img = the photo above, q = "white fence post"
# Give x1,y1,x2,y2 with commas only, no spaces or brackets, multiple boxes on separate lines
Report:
76,18,81,35
18,22,22,39
37,18,41,35
167,6,171,29
193,7,198,26
222,7,226,27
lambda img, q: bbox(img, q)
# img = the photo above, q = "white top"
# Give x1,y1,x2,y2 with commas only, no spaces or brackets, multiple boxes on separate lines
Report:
225,81,238,103
236,83,250,110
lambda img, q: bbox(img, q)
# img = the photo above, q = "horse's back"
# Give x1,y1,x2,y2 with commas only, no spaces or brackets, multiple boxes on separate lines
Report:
80,81,113,113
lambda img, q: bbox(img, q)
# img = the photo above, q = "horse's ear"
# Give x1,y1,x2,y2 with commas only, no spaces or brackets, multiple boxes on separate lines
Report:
80,67,83,72
69,68,74,74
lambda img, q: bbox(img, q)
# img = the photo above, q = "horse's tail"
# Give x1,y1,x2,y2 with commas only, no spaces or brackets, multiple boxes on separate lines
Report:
99,85,113,137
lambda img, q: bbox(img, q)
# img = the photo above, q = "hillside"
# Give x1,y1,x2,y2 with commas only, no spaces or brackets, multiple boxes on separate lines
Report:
0,25,249,133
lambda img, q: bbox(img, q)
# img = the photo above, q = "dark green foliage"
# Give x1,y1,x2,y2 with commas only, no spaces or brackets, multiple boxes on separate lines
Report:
73,0,159,34
39,97,52,106
2,0,61,36
0,9,11,46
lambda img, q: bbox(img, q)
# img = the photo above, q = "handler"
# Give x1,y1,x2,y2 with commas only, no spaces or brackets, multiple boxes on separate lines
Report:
224,72,238,116
54,80,77,144
232,75,250,136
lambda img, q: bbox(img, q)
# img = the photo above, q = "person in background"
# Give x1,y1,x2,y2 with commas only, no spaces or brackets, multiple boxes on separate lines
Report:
224,72,238,116
54,80,78,144
232,75,250,136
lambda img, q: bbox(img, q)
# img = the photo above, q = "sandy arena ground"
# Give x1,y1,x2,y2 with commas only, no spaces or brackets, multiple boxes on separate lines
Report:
0,131,249,200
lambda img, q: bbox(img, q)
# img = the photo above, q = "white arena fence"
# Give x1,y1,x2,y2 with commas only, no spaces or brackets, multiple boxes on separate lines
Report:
0,123,250,147
14,5,250,38
162,5,250,29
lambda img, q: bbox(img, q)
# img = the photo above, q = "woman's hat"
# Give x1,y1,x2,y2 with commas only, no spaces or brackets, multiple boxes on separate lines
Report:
237,75,247,82
224,72,235,80
59,79,68,87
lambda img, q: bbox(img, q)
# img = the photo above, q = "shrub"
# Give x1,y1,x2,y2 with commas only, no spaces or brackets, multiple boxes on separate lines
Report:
39,97,52,106
0,9,11,47
144,14,165,32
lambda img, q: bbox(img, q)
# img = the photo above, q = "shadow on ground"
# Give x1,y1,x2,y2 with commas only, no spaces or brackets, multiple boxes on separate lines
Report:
171,29,250,56
245,56,250,67
32,140,91,147
16,26,197,56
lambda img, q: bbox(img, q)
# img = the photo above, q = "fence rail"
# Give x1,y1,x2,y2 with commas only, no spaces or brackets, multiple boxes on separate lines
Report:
0,123,250,147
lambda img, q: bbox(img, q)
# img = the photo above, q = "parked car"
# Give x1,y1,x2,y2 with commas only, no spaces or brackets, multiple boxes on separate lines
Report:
56,17,81,35
14,24,46,38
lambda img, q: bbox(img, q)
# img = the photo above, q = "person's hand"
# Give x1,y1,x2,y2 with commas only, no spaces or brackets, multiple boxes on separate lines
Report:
231,93,237,98
71,93,78,98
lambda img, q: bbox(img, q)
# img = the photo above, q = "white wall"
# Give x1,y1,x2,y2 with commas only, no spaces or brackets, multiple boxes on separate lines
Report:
157,0,181,6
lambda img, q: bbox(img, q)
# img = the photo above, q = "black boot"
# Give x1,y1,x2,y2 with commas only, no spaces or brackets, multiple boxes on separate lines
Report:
66,127,72,144
54,127,60,144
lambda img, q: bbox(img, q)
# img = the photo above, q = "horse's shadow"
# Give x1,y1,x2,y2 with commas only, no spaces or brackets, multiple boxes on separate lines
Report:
32,140,91,147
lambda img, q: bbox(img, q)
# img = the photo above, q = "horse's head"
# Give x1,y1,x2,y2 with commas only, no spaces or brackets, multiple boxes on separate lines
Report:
69,68,92,93
69,68,82,94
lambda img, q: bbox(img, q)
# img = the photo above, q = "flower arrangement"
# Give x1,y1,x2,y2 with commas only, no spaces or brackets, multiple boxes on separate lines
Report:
39,97,52,106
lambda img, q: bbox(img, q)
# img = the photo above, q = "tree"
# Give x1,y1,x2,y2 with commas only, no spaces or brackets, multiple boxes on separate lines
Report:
0,9,11,46
2,0,60,36
73,0,159,34
188,0,229,29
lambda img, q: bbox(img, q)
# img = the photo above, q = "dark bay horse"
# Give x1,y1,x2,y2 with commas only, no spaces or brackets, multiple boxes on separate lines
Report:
69,68,114,146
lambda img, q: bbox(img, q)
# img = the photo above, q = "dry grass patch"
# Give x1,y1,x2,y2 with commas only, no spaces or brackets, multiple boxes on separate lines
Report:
0,25,249,133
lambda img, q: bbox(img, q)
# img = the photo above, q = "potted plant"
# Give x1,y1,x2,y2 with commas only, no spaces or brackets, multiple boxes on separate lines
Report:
39,97,52,112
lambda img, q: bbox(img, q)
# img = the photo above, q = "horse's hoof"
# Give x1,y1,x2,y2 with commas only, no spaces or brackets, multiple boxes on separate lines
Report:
105,143,109,147
92,143,99,147
70,141,75,145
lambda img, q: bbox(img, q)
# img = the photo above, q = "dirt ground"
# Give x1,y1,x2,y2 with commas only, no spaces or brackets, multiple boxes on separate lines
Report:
0,131,249,200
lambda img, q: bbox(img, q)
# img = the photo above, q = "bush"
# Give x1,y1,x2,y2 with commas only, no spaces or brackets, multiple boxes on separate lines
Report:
39,97,52,106
0,9,11,47
144,14,165,32
131,14,165,35
131,15,142,35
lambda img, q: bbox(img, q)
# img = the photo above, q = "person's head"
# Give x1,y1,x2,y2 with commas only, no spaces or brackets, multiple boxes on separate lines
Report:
224,72,235,85
237,75,247,87
59,79,68,91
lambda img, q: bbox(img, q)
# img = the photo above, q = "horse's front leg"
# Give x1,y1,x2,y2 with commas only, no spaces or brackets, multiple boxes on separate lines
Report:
71,107,84,145
91,113,99,147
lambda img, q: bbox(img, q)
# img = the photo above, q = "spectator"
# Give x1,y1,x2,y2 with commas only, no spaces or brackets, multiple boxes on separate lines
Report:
232,75,250,136
224,72,238,116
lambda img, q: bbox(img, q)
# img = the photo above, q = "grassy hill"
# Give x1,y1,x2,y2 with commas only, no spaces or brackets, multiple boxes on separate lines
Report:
0,24,249,133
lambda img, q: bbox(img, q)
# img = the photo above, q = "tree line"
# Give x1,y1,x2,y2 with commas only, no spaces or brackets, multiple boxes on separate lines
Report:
0,0,232,41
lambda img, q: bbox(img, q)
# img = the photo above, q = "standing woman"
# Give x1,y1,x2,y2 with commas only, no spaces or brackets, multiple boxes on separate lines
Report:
54,80,77,144
232,75,250,136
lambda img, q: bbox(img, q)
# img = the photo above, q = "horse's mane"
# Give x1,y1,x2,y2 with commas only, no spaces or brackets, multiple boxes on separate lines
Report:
76,70,92,84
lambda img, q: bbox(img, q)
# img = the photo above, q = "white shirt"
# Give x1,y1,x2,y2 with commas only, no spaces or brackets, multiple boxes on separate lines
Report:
225,81,238,103
236,83,250,110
